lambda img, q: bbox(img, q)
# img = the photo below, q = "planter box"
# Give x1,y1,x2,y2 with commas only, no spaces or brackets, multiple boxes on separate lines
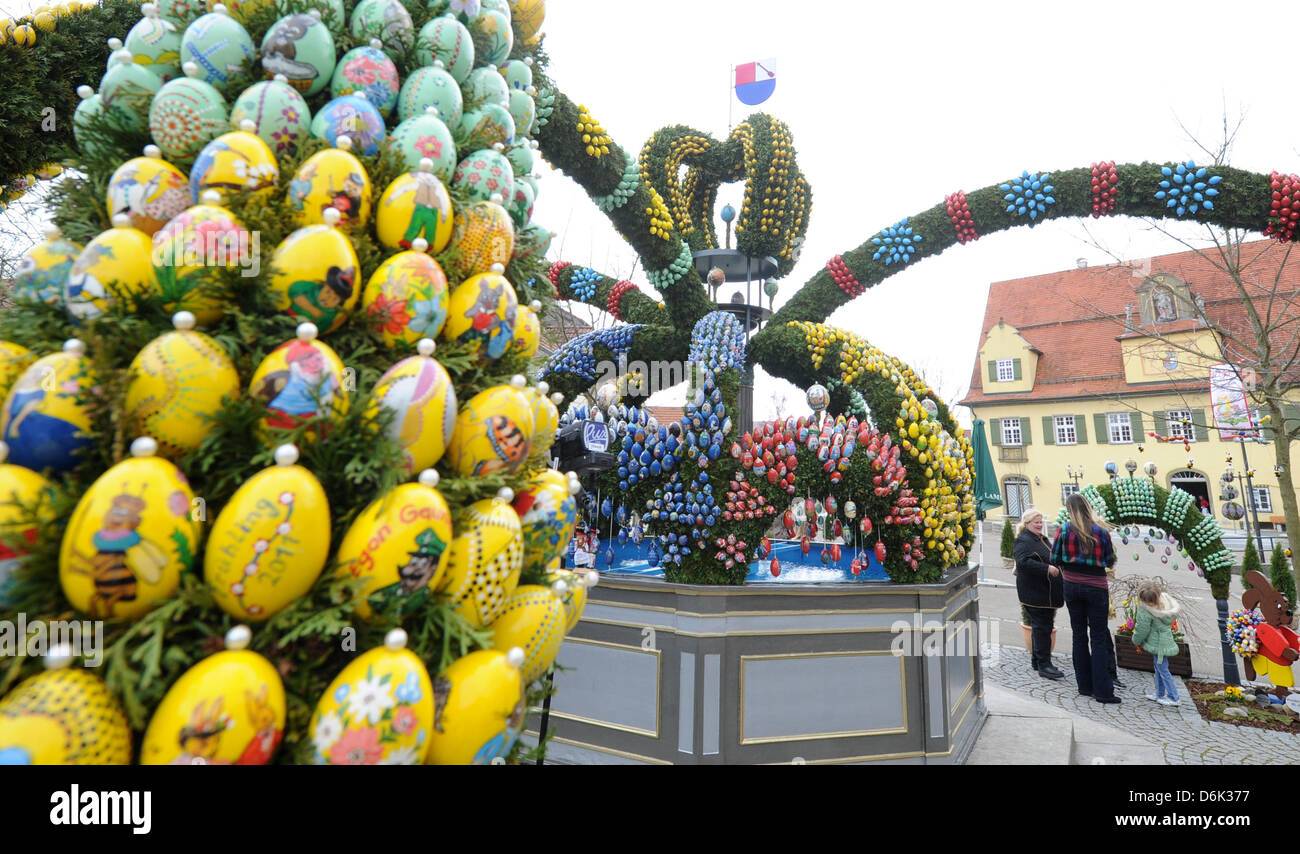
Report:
1114,633,1192,678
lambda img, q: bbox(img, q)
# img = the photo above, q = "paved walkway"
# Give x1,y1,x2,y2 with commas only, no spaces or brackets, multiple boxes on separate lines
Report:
984,644,1300,765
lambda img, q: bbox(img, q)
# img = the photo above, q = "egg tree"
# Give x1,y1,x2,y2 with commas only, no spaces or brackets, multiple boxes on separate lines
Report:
0,0,583,766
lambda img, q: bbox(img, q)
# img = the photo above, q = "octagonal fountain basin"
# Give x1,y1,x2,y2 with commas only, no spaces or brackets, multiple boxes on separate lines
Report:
588,538,891,583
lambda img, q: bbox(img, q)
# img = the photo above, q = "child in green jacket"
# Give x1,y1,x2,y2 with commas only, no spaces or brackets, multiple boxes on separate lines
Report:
1131,579,1182,706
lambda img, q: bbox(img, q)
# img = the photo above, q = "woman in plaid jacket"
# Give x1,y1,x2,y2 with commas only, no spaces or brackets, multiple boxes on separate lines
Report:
1051,494,1120,704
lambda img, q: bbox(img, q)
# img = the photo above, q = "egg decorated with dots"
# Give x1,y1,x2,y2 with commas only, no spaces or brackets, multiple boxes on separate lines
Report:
544,566,589,632
488,585,565,684
395,63,460,125
0,663,132,764
452,148,515,206
148,66,229,168
438,496,523,628
447,198,514,279
414,15,473,83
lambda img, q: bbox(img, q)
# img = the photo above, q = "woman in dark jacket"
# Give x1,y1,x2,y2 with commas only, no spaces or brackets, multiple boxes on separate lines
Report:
1014,508,1065,679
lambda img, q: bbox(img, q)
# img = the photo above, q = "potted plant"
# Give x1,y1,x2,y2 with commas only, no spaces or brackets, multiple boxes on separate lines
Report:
1112,582,1193,677
1020,603,1057,652
1001,522,1016,568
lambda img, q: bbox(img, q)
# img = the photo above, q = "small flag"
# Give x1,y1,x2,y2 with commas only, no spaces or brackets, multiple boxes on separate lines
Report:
734,59,776,106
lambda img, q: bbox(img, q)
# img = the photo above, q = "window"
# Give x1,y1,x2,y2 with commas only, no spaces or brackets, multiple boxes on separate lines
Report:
1001,418,1022,446
1004,477,1031,518
1061,483,1080,504
1107,412,1133,444
996,359,1015,382
1251,487,1273,513
1054,415,1077,445
1167,410,1195,442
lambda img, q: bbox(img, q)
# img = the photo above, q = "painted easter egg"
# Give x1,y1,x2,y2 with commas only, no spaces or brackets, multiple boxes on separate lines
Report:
439,495,523,628
65,216,158,322
141,626,286,764
463,65,508,108
505,140,533,177
388,108,457,177
149,62,229,166
415,14,473,83
512,222,551,262
425,648,524,765
520,383,557,467
0,441,54,608
0,344,35,406
511,303,540,358
125,312,239,458
507,176,534,227
260,10,335,96
248,323,349,436
287,138,372,227
544,565,590,632
395,62,461,125
228,75,312,159
158,0,204,27
310,629,434,765
362,248,449,346
489,585,564,684
310,94,385,156
447,198,514,279
268,208,361,334
0,654,132,765
179,5,254,92
150,193,250,324
500,58,532,92
59,437,200,620
468,6,512,65
334,470,452,618
188,123,279,203
446,381,533,477
452,148,514,206
456,102,514,149
507,88,535,137
442,265,518,361
11,227,81,305
99,50,163,133
330,40,399,116
204,0,273,25
205,446,330,621
126,6,182,82
73,87,111,160
350,0,413,52
511,468,576,574
0,340,97,474
375,160,454,253
510,0,545,43
107,146,190,235
368,341,456,473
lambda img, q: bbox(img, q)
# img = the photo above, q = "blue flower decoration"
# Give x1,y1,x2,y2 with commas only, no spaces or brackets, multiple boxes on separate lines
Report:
1156,160,1221,216
394,671,423,704
1001,171,1055,220
570,267,601,301
871,218,922,265
333,683,351,703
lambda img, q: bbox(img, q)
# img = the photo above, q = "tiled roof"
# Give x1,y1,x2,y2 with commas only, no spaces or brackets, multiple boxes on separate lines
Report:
644,406,683,427
961,240,1300,406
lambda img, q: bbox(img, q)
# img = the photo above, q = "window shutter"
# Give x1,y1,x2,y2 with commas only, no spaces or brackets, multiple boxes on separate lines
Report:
1020,417,1032,445
1154,410,1167,437
1075,415,1088,444
1191,409,1208,442
987,360,997,383
1283,403,1300,441
1013,358,1023,381
1094,413,1109,444
1259,412,1274,441
990,418,1001,446
1042,416,1055,445
1131,411,1144,442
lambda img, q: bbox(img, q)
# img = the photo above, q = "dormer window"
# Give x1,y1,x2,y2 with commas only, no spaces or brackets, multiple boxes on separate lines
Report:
996,359,1015,382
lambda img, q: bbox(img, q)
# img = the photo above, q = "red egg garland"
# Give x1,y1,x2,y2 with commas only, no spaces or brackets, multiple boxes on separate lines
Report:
825,254,864,298
944,191,978,244
1090,161,1118,217
547,260,572,290
1265,171,1300,243
606,279,639,319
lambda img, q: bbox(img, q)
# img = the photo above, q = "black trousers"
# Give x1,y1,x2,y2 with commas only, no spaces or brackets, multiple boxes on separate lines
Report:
1025,606,1056,669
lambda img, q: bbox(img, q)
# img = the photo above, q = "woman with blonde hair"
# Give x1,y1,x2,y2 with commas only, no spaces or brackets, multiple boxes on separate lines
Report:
1014,507,1065,679
1051,493,1120,703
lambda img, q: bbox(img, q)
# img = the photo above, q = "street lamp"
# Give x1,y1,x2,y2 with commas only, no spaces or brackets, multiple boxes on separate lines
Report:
1223,451,1265,557
1066,465,1084,489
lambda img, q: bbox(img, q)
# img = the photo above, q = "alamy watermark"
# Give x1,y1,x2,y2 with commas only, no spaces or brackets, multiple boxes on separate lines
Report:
589,355,711,398
890,614,1001,666
151,229,261,278
0,613,103,667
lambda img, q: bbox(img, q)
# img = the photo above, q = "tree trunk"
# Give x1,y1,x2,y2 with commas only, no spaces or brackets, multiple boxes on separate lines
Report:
1267,398,1300,601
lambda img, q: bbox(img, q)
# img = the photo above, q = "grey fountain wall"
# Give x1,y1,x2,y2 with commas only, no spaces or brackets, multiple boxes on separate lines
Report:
526,565,986,764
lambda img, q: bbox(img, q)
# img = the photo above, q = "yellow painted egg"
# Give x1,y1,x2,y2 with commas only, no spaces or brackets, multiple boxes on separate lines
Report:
151,192,251,325
59,437,200,620
12,226,81,305
335,469,452,618
248,323,349,438
375,159,454,253
125,311,240,458
188,122,280,204
446,379,534,477
268,208,361,334
205,445,330,621
0,342,35,404
65,215,158,322
368,339,456,473
140,625,286,764
521,382,558,469
32,10,55,31
310,628,435,765
361,244,449,347
446,195,514,280
489,584,565,684
1,339,98,475
0,441,55,608
287,137,372,228
425,647,525,765
441,264,518,361
106,145,191,235
511,301,540,359
511,468,577,575
544,565,591,632
510,0,545,43
439,493,523,628
0,653,132,765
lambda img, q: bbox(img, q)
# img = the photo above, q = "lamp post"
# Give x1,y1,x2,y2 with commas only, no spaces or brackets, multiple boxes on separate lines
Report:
1226,437,1267,557
1066,465,1083,491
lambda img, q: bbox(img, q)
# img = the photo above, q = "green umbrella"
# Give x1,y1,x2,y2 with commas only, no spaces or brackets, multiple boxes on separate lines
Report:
971,419,1003,521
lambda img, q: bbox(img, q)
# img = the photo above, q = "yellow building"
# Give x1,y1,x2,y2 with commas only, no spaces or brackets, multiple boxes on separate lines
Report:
960,243,1300,530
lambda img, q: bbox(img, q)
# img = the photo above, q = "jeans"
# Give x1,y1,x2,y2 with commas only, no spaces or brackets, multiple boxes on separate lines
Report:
1153,656,1179,701
1025,606,1056,670
1064,581,1116,699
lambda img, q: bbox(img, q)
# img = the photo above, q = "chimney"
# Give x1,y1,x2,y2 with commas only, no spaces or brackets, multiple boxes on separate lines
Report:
1076,258,1088,269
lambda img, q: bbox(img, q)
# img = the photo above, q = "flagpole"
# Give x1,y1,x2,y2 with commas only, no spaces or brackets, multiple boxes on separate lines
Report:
727,64,733,134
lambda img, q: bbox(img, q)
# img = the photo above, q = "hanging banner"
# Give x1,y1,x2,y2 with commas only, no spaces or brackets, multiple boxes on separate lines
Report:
1209,363,1258,439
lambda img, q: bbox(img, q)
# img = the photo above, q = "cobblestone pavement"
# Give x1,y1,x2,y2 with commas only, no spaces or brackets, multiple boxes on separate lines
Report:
984,644,1300,765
